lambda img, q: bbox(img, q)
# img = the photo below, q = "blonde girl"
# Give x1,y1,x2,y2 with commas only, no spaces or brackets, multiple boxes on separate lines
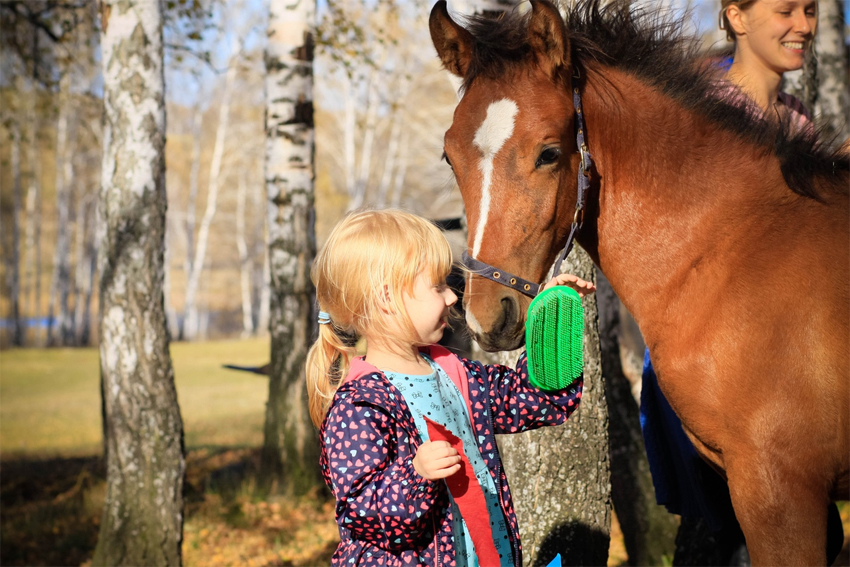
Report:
306,209,593,567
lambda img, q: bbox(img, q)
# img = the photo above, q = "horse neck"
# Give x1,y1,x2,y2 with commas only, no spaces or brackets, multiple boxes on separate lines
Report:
576,67,797,336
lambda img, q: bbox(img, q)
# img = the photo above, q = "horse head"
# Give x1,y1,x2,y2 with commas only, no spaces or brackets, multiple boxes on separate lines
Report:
430,0,584,351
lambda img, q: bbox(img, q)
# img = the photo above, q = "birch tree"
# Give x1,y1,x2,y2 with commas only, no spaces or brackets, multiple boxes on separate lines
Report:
182,35,243,340
23,78,43,347
46,67,75,346
260,0,322,494
7,109,25,346
811,0,849,141
495,249,611,567
235,175,254,336
93,1,184,564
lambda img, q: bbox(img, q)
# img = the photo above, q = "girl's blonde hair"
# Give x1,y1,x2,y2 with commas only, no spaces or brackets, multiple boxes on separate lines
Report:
305,209,454,427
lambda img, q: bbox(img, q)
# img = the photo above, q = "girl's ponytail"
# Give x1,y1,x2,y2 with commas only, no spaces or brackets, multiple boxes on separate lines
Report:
306,321,356,427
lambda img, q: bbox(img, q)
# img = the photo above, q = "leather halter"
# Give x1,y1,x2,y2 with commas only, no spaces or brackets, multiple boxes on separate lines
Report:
462,75,593,299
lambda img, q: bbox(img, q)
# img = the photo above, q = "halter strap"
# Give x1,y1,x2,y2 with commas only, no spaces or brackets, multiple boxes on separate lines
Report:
461,251,542,296
553,76,592,277
462,75,593,298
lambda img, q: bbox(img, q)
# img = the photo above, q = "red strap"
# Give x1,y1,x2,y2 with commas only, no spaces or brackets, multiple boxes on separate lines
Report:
424,416,501,566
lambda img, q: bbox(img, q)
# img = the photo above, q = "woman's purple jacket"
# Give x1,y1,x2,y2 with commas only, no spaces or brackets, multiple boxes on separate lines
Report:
319,345,583,567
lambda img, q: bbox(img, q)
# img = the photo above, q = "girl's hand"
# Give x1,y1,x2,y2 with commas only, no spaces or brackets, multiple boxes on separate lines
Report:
413,440,462,480
541,273,596,297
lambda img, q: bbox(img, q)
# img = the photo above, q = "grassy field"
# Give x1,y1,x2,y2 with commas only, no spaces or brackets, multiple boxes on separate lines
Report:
1,338,272,456
0,338,339,566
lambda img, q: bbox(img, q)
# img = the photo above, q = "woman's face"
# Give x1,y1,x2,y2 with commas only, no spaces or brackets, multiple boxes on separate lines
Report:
730,0,817,74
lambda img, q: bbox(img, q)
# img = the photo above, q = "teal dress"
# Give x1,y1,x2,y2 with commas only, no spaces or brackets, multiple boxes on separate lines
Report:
384,354,513,567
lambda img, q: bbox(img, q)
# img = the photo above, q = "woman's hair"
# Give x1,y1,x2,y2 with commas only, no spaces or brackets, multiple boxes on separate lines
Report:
305,208,454,427
719,0,758,41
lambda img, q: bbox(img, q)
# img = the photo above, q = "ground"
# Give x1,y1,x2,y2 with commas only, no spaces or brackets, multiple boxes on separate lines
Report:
0,338,846,566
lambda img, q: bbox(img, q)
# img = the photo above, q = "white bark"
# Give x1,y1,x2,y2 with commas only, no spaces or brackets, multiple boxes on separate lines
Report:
252,166,269,334
376,74,411,207
813,0,849,141
183,41,241,340
342,71,359,206
261,0,321,492
258,236,271,334
390,130,410,208
94,0,184,563
350,68,381,209
23,79,42,346
181,105,203,339
8,113,24,346
47,71,74,346
236,175,254,336
72,192,95,345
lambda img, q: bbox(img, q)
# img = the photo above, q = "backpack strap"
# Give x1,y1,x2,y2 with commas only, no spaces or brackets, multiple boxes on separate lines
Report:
422,345,474,430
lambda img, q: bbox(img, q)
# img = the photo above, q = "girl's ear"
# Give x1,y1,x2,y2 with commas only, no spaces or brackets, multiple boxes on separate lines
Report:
726,5,747,37
378,284,395,315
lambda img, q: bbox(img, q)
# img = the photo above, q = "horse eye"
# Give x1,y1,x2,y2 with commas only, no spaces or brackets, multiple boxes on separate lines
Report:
442,151,453,168
535,147,561,168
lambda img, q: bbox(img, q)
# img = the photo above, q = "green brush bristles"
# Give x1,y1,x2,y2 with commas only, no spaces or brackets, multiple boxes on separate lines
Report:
526,286,584,391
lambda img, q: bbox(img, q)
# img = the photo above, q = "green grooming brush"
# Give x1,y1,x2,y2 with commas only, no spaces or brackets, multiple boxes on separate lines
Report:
525,286,584,391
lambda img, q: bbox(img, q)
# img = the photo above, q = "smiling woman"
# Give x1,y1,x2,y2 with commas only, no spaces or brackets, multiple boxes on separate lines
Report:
720,0,817,118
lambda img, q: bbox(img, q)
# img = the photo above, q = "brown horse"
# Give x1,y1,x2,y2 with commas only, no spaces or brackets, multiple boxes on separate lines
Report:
429,0,849,564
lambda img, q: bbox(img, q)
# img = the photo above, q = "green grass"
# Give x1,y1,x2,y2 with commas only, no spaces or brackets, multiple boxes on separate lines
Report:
0,338,271,458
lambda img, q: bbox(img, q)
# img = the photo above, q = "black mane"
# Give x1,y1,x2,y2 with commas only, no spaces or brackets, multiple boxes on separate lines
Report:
459,0,849,201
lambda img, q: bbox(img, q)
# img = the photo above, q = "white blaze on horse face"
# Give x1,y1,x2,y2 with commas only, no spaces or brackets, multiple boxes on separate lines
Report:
471,98,519,257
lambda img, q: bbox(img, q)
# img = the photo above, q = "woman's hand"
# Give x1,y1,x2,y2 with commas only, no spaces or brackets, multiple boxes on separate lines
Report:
413,440,461,480
541,273,596,297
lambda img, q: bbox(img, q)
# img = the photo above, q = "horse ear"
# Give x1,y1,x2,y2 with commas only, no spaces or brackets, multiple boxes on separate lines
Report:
429,0,475,78
528,0,570,78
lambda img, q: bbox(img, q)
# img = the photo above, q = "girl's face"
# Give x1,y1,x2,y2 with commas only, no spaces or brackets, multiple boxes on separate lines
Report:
731,0,817,74
401,271,458,346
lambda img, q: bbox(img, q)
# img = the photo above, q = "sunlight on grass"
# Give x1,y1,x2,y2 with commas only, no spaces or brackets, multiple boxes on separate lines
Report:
0,338,271,458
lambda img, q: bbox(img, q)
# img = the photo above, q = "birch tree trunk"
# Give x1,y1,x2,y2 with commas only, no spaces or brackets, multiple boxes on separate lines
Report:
351,68,380,208
8,115,24,346
496,247,611,567
376,74,410,208
812,0,849,142
260,0,322,495
252,171,268,333
342,71,360,208
180,107,202,339
47,70,74,346
236,175,254,336
183,45,241,340
72,193,95,346
23,79,42,346
92,1,184,564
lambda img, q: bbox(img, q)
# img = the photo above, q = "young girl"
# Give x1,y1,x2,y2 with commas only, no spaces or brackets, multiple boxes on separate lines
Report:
306,209,595,567
719,0,817,128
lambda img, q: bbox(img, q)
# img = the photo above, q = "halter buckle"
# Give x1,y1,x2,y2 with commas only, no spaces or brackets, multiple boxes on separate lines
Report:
573,208,585,226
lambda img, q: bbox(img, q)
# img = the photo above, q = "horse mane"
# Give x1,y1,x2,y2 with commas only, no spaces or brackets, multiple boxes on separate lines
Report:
460,0,849,201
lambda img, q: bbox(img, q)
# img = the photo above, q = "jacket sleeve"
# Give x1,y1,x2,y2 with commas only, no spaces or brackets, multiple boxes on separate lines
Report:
323,398,443,550
467,351,583,435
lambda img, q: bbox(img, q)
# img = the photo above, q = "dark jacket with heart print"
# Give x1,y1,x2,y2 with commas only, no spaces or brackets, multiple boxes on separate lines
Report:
318,345,583,567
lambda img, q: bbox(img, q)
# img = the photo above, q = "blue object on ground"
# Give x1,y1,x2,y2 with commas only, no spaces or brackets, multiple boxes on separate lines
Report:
545,553,562,567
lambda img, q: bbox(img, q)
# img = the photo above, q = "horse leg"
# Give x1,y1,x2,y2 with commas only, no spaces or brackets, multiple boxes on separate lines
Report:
726,460,828,566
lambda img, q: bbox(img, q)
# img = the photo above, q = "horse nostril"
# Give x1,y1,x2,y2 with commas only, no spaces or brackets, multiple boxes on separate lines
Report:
496,296,517,335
